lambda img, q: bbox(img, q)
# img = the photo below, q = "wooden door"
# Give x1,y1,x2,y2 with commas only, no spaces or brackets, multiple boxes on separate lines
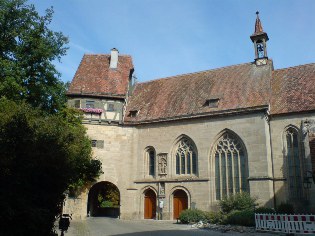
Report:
173,190,188,219
144,189,156,219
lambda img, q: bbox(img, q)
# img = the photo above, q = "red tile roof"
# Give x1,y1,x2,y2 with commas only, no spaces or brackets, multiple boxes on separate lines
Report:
271,63,315,115
68,53,315,123
124,62,273,123
67,54,134,98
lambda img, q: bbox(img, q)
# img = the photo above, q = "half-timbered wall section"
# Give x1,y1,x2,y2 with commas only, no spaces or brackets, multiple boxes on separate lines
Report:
68,98,124,124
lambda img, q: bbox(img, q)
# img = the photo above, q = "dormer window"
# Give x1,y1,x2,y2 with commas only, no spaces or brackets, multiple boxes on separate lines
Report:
128,110,138,117
205,98,220,108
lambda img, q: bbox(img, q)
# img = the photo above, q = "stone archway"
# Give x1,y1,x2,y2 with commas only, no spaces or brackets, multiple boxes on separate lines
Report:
87,181,120,217
173,189,188,219
144,189,156,219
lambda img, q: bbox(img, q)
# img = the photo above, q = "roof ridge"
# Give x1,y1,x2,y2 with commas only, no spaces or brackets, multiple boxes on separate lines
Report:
83,53,132,57
274,62,315,72
138,61,255,85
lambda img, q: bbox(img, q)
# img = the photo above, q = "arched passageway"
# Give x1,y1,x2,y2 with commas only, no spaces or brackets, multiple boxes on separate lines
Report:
87,181,120,217
144,189,156,219
173,190,188,219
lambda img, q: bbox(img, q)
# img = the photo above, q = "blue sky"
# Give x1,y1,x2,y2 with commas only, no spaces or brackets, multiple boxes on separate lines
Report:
29,0,315,83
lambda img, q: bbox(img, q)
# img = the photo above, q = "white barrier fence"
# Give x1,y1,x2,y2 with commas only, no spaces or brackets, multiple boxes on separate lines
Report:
255,213,315,234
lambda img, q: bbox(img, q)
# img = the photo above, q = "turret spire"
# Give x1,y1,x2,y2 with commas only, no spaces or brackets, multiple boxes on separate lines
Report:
254,11,264,35
250,11,269,65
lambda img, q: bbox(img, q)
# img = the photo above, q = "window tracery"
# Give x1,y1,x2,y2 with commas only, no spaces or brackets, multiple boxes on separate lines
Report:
214,132,248,200
175,138,197,175
285,128,303,200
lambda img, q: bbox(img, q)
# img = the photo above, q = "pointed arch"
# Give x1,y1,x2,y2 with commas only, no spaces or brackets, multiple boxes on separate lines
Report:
169,186,191,219
211,129,249,200
283,125,303,200
144,146,156,177
172,134,198,175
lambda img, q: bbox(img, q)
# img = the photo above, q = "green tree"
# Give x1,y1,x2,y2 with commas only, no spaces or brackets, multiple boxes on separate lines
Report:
0,99,102,235
0,1,102,235
0,0,68,113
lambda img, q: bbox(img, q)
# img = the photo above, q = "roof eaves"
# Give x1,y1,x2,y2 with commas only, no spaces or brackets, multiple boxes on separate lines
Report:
124,105,269,125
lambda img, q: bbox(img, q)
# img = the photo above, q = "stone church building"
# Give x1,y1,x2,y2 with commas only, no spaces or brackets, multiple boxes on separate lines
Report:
64,13,315,220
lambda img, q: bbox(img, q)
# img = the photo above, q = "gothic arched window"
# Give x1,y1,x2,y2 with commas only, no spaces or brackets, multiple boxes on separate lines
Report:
175,138,197,175
285,127,303,200
145,148,155,177
213,132,248,200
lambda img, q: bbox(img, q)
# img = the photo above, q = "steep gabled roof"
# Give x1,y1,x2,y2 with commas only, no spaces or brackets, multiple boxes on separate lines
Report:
271,63,315,115
67,54,134,98
124,62,273,124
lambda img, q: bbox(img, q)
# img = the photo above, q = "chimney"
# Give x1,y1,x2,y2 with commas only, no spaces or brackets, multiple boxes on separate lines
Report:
109,48,119,69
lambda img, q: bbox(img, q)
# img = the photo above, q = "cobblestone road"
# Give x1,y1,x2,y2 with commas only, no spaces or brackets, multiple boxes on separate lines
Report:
57,217,276,236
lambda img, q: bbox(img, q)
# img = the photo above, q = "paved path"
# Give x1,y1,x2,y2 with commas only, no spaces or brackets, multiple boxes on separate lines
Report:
58,217,276,236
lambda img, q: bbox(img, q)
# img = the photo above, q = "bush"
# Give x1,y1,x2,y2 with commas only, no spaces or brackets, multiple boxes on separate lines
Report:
179,209,206,224
219,192,257,213
255,207,276,214
223,209,255,226
277,203,294,214
204,211,224,224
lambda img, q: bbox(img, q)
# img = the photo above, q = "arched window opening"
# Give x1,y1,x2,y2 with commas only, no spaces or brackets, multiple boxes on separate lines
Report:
145,147,156,177
214,132,248,200
149,150,155,176
175,138,197,175
285,128,303,200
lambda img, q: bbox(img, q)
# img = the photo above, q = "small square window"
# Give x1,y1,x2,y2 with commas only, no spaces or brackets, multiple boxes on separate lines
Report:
107,104,115,111
91,140,97,147
86,100,95,108
91,140,104,149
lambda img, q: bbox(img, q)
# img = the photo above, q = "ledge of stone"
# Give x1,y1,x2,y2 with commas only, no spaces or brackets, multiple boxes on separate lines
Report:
134,177,209,183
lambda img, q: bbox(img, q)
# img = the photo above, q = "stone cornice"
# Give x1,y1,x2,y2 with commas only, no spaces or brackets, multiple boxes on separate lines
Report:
134,177,209,184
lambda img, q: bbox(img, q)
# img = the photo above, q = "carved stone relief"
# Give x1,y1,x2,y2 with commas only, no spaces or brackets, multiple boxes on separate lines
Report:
158,182,165,196
157,153,167,176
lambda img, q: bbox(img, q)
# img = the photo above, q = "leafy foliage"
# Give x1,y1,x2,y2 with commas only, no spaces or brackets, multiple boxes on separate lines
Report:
0,99,102,235
179,209,206,224
223,209,255,226
96,182,120,208
204,211,224,224
0,0,69,113
219,192,257,213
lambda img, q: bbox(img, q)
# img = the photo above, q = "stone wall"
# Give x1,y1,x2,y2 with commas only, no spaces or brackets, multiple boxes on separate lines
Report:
64,110,315,220
133,111,274,219
270,113,315,211
63,124,137,219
